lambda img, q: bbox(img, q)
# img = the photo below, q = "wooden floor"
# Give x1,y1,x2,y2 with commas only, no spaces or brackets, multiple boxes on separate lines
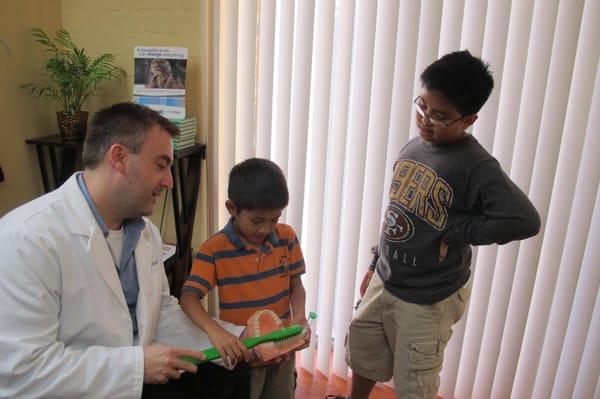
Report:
294,355,396,399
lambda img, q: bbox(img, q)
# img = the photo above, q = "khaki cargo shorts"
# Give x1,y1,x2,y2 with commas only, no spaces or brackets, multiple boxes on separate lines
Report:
346,272,470,399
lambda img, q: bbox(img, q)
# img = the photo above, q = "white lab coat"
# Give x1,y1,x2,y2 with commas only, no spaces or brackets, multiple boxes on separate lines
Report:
0,174,240,398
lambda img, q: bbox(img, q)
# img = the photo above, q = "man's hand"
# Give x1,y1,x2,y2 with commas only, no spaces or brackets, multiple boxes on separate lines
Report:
143,344,205,384
360,269,375,297
439,240,449,261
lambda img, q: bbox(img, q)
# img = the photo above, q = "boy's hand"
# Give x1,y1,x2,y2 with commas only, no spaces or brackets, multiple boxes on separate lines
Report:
239,328,258,362
207,324,249,366
249,350,293,367
292,316,311,351
360,269,375,297
439,240,449,261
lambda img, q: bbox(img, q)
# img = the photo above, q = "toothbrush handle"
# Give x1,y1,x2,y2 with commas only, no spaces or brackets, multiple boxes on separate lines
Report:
202,347,222,361
180,347,221,365
180,324,304,365
182,336,263,364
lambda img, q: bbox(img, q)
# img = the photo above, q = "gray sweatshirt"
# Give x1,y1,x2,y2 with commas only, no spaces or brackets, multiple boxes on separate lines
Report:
375,135,540,304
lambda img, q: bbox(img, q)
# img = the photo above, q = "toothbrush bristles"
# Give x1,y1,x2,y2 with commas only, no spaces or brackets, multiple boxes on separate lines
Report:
273,330,305,347
274,336,297,347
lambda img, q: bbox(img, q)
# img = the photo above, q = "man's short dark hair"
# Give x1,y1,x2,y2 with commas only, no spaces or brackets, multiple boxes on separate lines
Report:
228,158,289,211
420,50,494,116
82,102,179,169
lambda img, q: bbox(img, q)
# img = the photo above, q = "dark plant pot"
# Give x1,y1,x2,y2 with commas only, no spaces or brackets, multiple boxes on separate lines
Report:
57,111,88,141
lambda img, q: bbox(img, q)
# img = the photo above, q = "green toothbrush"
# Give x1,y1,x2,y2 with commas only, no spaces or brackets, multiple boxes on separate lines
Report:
181,324,305,365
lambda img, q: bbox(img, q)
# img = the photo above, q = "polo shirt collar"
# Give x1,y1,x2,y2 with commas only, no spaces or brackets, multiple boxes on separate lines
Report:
223,217,279,254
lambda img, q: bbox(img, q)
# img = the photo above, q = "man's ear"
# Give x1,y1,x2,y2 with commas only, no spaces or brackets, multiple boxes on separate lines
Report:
107,144,128,174
225,200,237,217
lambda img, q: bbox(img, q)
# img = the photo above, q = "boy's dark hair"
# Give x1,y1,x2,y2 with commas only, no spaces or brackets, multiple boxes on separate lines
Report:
228,158,289,211
420,50,494,116
82,102,179,169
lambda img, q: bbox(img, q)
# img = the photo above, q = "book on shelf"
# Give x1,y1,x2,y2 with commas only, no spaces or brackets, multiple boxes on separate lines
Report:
174,140,196,150
172,117,196,129
172,117,196,125
175,128,195,134
170,116,197,150
177,136,195,142
175,130,196,138
174,134,196,142
174,142,196,148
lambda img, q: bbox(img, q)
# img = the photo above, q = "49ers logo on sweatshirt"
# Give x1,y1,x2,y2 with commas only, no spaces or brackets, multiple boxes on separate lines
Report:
383,204,414,242
388,159,453,231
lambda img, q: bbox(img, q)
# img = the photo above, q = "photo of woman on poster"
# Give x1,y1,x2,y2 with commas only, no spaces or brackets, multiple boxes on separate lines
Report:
146,58,185,89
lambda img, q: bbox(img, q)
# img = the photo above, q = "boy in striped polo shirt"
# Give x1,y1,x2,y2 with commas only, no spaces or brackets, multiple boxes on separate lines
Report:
181,158,309,399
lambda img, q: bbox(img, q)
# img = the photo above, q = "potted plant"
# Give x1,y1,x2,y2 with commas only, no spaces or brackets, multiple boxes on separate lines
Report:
21,27,126,141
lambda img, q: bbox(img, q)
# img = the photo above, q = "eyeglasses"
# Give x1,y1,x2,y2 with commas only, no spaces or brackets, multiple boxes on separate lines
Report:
413,96,464,128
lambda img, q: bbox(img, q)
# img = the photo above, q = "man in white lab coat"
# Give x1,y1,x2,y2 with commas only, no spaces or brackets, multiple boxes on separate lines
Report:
0,103,249,398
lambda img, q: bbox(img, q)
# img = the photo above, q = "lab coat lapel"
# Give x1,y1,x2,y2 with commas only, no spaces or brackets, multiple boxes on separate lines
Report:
135,234,155,345
88,223,129,311
61,174,129,312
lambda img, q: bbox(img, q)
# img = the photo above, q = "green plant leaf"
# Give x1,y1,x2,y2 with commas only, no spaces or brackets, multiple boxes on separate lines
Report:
20,27,127,113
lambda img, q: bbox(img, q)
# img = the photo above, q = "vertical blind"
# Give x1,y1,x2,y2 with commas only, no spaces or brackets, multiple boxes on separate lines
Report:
206,0,600,397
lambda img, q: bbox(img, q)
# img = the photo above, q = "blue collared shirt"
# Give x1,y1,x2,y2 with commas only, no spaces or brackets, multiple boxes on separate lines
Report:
76,172,143,336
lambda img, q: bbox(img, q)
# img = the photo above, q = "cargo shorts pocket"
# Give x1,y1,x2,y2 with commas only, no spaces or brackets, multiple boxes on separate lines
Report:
344,331,351,366
408,339,445,399
457,283,471,303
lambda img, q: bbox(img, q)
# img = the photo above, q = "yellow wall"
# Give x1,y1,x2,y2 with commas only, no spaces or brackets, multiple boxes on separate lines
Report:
0,1,62,216
1,0,212,247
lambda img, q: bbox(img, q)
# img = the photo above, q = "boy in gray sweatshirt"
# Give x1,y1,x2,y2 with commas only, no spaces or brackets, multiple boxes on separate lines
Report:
338,50,541,399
